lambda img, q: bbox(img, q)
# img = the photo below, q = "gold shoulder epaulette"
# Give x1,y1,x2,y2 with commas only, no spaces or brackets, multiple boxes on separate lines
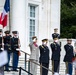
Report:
40,45,44,48
52,42,55,45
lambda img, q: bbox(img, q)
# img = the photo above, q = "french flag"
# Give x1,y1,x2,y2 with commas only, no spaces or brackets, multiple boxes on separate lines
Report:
0,0,10,28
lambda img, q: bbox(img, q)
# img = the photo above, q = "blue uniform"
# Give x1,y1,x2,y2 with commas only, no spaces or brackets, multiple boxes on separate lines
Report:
11,37,19,71
4,35,11,71
64,44,74,75
39,45,49,75
0,37,2,52
50,42,61,74
52,33,60,39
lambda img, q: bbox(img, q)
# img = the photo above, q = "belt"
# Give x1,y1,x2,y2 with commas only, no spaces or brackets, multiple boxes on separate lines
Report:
14,44,18,46
5,44,11,46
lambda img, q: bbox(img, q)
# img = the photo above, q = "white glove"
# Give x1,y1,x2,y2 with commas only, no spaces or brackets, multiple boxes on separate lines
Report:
1,48,4,51
16,48,20,51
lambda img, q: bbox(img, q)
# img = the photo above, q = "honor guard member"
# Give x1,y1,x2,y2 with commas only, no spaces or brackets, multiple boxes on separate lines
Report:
63,39,74,75
50,38,61,75
29,36,39,75
11,31,21,71
52,28,60,39
0,29,3,51
3,30,11,71
0,29,4,75
39,39,50,75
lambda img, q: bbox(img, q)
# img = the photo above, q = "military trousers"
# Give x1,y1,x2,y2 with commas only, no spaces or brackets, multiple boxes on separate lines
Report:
52,60,60,75
65,62,73,75
12,51,19,70
40,63,49,75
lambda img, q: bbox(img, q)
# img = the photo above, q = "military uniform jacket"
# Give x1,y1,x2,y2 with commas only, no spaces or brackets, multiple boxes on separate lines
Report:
29,42,39,61
50,42,61,61
11,37,19,52
39,45,49,63
0,36,2,52
0,37,2,48
52,33,60,39
4,35,11,52
64,44,74,62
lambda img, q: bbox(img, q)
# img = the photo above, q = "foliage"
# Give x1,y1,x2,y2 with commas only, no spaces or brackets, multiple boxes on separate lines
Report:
61,0,76,38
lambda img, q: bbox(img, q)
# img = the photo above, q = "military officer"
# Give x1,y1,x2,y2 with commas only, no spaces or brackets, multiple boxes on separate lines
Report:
63,39,74,75
52,28,60,39
29,36,39,75
50,38,61,75
11,31,21,71
3,30,11,71
39,39,50,75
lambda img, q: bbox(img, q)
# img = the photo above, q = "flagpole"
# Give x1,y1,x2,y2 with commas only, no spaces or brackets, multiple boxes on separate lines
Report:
9,0,11,31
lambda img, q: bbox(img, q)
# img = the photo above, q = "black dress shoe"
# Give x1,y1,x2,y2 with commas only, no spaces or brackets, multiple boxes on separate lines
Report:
13,69,18,72
10,69,14,71
4,69,10,72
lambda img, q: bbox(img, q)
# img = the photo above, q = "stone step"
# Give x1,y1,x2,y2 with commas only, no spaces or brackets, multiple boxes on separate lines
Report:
4,56,75,75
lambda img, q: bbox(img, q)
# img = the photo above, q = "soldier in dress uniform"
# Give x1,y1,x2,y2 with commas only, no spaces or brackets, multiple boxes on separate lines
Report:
0,29,4,75
3,30,11,71
11,31,21,71
0,29,3,51
39,39,50,75
29,36,39,75
50,38,61,75
52,28,60,39
63,39,74,75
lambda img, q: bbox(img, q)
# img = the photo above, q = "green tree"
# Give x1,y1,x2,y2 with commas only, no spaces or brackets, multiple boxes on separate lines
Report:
61,0,76,38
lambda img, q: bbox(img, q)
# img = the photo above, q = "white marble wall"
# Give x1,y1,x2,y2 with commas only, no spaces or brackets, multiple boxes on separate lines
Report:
0,0,61,53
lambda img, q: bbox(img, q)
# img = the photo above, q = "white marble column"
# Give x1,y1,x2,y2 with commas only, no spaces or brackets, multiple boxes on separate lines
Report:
10,0,26,51
50,0,61,39
39,0,51,42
